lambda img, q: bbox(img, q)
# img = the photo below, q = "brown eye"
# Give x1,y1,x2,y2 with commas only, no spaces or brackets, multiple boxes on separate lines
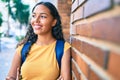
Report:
32,14,35,18
40,15,47,19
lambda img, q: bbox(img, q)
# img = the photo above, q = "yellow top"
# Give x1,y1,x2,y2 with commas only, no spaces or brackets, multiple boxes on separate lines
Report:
16,41,71,80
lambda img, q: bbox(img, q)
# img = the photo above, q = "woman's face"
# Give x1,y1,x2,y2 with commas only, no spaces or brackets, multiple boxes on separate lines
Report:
31,4,56,35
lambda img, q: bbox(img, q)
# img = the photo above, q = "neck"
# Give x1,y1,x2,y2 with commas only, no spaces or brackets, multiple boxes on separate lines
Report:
36,34,56,46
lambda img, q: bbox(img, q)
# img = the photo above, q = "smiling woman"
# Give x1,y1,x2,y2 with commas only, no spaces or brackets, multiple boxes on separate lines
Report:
31,5,57,35
6,2,71,80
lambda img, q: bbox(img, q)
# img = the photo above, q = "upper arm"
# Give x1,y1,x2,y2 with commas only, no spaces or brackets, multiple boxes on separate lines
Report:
61,47,71,80
7,51,21,79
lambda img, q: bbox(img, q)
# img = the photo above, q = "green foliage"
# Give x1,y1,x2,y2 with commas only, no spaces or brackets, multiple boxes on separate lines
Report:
13,0,30,25
0,12,3,26
1,0,15,19
1,0,30,25
0,32,3,38
1,0,10,2
15,35,24,42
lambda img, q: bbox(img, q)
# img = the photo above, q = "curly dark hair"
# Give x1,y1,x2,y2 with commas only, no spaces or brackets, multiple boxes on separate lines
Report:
17,2,64,47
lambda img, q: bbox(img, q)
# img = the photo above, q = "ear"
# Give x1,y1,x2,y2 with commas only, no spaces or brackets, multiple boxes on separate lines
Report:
52,19,57,27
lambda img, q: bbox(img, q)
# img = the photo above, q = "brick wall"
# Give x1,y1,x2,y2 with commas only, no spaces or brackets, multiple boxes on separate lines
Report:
70,0,120,80
58,0,72,41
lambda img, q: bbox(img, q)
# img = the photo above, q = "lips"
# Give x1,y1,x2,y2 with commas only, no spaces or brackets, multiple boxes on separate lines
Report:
34,25,42,30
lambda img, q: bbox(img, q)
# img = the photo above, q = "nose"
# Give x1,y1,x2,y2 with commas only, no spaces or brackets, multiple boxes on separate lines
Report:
34,16,40,23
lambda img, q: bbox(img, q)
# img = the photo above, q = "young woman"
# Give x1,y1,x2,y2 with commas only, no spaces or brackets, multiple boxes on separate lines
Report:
6,2,71,80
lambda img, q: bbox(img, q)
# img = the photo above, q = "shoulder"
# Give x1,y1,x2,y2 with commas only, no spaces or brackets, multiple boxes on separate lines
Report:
64,41,71,52
16,44,24,55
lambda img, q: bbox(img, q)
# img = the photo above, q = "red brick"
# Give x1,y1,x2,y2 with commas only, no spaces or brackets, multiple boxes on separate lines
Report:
76,23,92,37
89,68,101,80
71,49,89,78
78,0,86,6
72,0,75,3
71,24,77,35
73,6,84,22
84,0,111,17
72,75,75,80
108,51,120,80
71,37,82,52
81,41,109,68
63,28,70,41
72,61,81,80
58,0,71,41
67,0,72,5
58,0,66,3
72,0,79,12
92,16,120,44
71,14,74,23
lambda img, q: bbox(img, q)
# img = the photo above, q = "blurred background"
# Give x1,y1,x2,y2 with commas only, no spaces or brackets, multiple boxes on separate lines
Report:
0,0,57,79
0,0,120,80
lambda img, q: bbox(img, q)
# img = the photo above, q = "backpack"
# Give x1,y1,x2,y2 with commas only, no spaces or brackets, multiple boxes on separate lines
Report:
21,40,65,68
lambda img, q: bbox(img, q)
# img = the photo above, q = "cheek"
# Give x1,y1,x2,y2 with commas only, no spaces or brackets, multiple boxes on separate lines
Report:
30,19,34,26
44,20,54,27
30,19,33,25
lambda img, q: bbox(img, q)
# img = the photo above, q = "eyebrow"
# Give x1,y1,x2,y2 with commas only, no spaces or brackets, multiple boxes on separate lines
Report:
32,12,48,15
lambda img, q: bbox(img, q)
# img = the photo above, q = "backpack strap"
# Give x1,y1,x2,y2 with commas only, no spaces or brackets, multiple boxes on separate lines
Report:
21,42,32,65
55,40,65,68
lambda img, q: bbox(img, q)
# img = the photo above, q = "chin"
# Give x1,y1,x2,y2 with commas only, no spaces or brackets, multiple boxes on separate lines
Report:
34,31,40,35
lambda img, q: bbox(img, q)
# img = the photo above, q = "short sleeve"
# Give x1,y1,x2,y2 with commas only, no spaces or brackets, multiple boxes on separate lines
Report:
16,45,24,56
64,41,71,52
